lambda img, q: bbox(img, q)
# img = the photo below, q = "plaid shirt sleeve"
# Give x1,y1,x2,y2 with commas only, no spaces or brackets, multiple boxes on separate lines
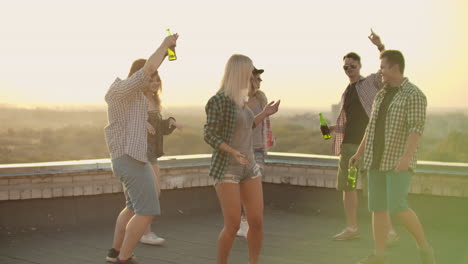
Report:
105,69,150,103
204,96,224,149
406,91,427,135
366,70,384,91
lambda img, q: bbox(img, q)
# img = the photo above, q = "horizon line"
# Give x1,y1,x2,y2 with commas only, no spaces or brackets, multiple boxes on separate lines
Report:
1,102,467,114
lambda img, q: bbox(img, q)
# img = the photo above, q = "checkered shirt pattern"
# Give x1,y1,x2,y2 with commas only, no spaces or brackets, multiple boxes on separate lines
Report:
204,92,237,180
104,69,151,162
363,78,427,171
332,72,383,155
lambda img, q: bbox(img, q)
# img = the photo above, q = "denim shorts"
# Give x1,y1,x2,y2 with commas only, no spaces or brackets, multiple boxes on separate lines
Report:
254,149,266,176
216,163,262,185
111,155,160,216
368,169,413,213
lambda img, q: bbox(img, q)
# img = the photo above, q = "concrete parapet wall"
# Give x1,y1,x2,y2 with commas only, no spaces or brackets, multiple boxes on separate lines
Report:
1,152,468,201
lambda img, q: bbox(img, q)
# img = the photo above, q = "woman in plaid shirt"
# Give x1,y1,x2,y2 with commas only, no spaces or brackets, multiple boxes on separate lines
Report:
204,54,280,264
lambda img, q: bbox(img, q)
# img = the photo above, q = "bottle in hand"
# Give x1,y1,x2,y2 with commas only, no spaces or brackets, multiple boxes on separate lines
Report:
166,29,177,61
319,113,331,140
347,166,357,188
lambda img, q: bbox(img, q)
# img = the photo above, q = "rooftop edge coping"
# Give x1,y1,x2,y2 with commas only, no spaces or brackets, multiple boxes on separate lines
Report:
0,152,467,178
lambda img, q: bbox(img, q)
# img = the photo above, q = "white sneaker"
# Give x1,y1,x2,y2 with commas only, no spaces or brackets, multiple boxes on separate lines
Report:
387,230,400,247
139,232,165,245
332,227,360,241
236,218,249,238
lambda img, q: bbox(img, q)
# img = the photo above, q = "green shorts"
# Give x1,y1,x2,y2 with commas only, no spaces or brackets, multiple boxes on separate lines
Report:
336,144,360,191
368,170,413,213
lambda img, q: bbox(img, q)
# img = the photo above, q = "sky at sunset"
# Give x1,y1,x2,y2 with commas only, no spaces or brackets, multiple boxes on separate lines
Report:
1,0,467,110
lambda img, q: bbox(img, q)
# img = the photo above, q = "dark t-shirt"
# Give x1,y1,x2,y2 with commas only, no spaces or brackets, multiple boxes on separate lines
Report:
147,111,176,162
343,83,369,144
371,87,399,170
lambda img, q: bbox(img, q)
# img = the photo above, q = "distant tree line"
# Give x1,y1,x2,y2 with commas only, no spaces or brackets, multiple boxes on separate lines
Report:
1,107,467,164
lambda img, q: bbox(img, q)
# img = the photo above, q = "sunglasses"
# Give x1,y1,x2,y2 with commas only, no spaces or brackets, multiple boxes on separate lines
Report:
343,65,358,71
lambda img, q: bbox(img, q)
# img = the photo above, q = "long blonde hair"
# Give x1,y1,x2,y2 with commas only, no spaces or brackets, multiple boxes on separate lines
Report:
217,54,253,107
128,58,162,111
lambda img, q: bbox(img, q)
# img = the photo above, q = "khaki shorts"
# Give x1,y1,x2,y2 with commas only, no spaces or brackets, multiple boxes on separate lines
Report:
336,144,361,191
111,155,160,216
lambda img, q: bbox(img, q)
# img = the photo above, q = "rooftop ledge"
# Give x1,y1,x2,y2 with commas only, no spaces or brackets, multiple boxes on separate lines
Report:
0,152,468,201
1,152,467,176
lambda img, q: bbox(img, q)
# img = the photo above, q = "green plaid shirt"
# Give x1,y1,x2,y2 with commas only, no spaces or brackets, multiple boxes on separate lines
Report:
363,78,427,171
204,92,237,180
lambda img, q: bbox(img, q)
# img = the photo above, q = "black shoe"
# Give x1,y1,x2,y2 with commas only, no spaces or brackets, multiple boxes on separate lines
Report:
106,248,119,263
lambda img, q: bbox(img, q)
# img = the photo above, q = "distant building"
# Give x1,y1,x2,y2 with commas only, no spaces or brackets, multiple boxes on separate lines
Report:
331,103,340,122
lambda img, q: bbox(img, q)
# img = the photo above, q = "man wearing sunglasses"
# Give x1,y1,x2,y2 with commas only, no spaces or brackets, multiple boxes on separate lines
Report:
329,30,399,244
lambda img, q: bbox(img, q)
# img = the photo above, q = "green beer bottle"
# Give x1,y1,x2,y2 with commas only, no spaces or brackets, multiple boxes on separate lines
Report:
319,113,331,140
347,166,357,188
166,29,177,61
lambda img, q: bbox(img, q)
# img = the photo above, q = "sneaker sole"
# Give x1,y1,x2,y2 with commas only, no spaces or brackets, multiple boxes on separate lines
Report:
333,234,360,241
140,239,166,246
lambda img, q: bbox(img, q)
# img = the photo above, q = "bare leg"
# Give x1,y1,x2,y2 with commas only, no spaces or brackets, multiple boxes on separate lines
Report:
142,164,161,235
240,177,264,264
396,209,430,249
215,182,242,264
144,223,151,234
389,214,397,233
118,214,154,260
112,207,135,251
372,210,390,254
152,164,161,197
343,190,358,229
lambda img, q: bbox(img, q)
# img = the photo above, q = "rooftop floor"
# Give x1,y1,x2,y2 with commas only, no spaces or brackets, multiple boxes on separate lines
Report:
1,154,468,264
1,204,467,264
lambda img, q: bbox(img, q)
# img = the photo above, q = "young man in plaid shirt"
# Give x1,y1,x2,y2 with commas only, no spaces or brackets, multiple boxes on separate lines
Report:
350,50,436,264
104,34,178,264
330,30,399,244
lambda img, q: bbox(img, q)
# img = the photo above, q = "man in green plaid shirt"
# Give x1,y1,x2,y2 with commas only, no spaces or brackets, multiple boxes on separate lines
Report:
350,50,436,264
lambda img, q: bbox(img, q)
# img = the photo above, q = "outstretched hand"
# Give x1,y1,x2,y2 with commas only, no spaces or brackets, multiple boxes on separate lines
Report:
263,100,281,117
368,29,383,48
